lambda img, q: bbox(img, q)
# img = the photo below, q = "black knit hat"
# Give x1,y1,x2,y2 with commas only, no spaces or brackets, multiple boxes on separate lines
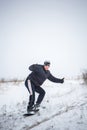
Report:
44,61,50,66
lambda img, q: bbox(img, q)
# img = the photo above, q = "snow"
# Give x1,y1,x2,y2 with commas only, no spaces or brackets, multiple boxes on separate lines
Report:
0,80,87,130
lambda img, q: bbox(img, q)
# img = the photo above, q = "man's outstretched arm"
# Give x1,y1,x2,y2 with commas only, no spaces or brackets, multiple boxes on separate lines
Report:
48,73,64,83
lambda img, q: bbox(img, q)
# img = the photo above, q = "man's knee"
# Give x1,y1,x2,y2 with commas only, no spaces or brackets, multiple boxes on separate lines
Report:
41,89,46,96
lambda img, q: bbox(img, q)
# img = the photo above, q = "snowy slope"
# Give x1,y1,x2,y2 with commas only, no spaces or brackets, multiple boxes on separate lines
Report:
0,80,87,130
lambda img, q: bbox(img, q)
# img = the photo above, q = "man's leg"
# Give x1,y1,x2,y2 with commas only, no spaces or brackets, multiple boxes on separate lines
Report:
35,86,45,105
25,79,35,111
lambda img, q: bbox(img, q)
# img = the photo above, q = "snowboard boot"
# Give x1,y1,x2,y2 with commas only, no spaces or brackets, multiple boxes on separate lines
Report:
34,103,40,111
27,105,35,113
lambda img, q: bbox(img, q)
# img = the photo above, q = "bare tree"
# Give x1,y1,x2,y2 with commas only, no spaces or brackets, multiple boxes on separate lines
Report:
82,70,87,85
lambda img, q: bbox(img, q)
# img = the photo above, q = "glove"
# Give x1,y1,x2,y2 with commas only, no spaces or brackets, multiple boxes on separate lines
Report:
60,78,64,83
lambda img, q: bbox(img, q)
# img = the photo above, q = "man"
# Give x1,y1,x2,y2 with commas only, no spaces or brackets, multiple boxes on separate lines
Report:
25,61,64,113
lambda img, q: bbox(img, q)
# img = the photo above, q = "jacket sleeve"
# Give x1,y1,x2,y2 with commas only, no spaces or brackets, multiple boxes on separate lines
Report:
48,73,64,83
29,64,39,72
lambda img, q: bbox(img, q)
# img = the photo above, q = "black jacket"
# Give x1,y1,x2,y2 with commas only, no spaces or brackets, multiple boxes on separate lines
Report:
26,64,64,86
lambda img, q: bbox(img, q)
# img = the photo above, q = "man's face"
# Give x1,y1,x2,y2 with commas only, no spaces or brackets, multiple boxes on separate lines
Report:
44,65,50,70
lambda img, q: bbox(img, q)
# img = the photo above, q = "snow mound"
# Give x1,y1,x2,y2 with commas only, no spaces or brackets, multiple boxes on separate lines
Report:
0,80,87,130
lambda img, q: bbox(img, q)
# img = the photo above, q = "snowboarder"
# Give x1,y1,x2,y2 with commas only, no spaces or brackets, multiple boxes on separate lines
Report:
25,61,64,113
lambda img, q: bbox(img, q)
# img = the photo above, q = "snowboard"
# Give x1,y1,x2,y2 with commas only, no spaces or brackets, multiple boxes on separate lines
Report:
23,109,39,117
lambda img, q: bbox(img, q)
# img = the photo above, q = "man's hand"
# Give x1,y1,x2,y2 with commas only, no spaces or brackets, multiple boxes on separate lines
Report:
60,78,64,83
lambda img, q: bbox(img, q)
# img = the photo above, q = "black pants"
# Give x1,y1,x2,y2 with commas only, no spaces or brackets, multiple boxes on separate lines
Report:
25,79,45,106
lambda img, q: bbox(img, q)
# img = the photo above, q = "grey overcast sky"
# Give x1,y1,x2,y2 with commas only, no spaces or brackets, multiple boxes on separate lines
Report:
0,0,87,79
